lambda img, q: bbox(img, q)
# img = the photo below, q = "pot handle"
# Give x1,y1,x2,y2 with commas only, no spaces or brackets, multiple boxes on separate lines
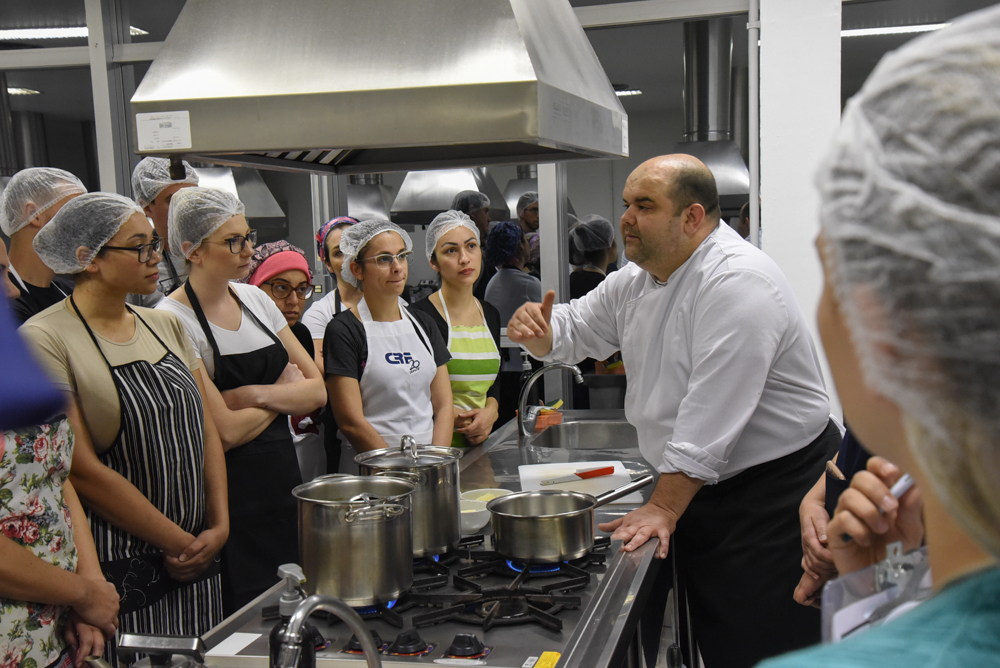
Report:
592,473,655,508
373,470,421,483
400,435,419,460
345,503,405,523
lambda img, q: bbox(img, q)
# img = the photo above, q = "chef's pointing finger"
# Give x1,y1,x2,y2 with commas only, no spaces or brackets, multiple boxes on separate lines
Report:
540,290,555,323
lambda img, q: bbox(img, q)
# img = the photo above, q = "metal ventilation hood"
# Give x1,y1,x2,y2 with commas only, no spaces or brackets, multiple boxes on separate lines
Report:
190,166,288,241
130,0,629,175
503,165,576,220
672,19,749,216
390,168,509,227
347,175,396,222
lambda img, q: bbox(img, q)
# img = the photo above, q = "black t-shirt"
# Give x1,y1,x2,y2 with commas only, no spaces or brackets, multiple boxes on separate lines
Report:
473,263,497,305
323,306,450,381
12,275,74,325
409,296,502,402
569,270,606,301
290,321,314,358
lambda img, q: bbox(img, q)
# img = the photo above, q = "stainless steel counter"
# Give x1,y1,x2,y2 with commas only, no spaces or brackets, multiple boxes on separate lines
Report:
202,411,662,668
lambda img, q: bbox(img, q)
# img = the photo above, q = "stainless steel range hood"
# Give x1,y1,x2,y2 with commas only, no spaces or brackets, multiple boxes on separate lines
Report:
390,168,509,227
130,0,629,175
672,18,749,216
192,166,288,241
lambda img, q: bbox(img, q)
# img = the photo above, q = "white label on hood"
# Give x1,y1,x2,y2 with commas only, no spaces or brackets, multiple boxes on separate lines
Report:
136,111,192,151
622,117,630,156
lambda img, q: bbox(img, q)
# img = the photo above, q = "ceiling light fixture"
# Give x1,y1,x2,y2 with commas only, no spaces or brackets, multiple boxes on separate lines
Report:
615,89,642,97
841,23,950,38
0,26,148,40
7,87,41,96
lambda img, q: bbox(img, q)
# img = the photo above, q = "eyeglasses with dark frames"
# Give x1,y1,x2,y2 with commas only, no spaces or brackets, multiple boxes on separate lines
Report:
207,229,258,254
360,250,413,269
102,236,165,263
262,281,314,300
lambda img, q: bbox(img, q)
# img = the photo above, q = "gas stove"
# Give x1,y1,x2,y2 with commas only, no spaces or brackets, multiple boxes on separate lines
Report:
202,535,649,668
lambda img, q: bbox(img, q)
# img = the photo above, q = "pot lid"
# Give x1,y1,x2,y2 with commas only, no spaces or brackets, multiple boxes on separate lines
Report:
356,436,463,468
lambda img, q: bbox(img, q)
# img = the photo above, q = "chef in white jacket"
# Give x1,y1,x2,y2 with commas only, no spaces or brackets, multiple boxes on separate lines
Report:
508,155,840,668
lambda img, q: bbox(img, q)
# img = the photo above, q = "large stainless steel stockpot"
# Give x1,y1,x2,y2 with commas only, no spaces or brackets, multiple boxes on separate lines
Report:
355,436,463,557
487,474,654,563
293,475,415,607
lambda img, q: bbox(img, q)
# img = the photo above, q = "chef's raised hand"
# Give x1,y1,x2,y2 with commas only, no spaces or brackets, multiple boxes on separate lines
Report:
507,291,555,357
827,457,924,576
598,503,675,560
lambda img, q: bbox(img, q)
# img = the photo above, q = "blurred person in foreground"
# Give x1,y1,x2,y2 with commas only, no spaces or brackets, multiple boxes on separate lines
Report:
243,241,325,481
761,7,1000,666
0,168,86,324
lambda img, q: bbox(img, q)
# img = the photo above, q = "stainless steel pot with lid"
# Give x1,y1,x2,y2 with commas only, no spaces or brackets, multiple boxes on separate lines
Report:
293,475,415,606
355,435,463,557
487,474,655,563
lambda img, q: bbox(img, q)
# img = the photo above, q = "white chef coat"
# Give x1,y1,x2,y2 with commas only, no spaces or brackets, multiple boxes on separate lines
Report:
539,222,830,484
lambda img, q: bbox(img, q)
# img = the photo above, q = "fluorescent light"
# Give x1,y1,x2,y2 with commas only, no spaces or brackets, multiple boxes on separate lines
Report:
615,89,642,97
842,23,950,38
0,26,148,40
7,87,41,96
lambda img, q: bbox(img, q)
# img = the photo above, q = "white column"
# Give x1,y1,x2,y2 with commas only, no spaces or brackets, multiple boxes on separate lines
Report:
759,0,841,408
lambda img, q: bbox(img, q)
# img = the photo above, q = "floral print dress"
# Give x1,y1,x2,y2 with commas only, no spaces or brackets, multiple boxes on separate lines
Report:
0,420,77,668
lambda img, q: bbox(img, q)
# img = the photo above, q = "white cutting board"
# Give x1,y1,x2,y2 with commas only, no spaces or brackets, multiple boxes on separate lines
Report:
518,461,644,504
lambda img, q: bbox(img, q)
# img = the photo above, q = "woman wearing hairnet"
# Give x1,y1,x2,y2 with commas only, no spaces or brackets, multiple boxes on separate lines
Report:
242,241,325,482
762,7,1000,666
301,217,359,374
18,193,229,659
157,187,326,614
324,220,453,473
411,211,502,446
568,215,617,300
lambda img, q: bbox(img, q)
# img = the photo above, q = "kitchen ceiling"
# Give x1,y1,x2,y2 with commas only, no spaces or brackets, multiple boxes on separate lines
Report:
2,1,998,124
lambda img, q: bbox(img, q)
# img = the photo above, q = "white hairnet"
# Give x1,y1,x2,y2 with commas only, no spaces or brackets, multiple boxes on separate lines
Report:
131,157,199,208
167,187,245,258
450,190,490,214
425,210,480,261
516,191,538,217
569,216,615,259
339,219,412,288
816,6,1000,558
33,192,144,274
0,168,86,236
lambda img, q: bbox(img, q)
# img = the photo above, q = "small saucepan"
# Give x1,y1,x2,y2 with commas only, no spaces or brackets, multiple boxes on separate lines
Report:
486,474,655,563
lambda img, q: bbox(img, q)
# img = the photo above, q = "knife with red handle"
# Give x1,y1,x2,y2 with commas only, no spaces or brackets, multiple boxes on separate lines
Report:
540,466,616,486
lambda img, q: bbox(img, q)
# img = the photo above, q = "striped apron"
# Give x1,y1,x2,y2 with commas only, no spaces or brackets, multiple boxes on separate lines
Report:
70,298,222,665
439,298,501,447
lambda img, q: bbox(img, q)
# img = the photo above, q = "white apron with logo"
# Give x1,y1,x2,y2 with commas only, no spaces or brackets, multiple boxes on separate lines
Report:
339,296,438,473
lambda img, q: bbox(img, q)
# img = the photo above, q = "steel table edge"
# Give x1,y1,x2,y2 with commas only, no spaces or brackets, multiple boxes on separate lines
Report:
558,537,662,668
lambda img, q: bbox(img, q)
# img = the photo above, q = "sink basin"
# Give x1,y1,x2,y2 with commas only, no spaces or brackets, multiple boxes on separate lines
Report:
529,420,639,450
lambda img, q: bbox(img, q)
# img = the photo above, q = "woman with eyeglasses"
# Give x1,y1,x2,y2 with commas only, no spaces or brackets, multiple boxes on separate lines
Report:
157,187,326,614
242,241,325,481
19,193,228,658
324,220,453,473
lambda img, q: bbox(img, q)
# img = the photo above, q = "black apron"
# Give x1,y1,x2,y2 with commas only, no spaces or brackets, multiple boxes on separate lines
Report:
183,282,300,614
69,298,223,665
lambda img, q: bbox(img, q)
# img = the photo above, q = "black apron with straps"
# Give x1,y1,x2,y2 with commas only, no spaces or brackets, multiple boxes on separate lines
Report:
68,297,220,618
183,282,300,614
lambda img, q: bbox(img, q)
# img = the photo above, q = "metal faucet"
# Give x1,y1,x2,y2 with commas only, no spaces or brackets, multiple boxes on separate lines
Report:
518,362,584,443
275,595,382,668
